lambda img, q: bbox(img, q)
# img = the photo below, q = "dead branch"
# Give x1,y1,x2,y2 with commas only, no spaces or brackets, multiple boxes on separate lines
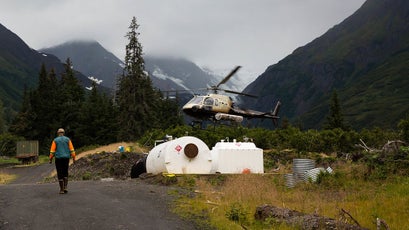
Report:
382,140,407,154
205,200,220,206
357,139,380,152
340,208,361,227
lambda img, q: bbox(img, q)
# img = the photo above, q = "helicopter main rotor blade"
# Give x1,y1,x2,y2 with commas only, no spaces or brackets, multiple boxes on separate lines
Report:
216,66,241,88
222,89,258,98
161,88,197,96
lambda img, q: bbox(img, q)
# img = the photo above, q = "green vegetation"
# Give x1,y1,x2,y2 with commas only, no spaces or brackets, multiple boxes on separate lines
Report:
0,132,23,156
171,173,409,229
323,90,346,130
0,173,16,184
116,17,182,141
139,121,409,229
139,124,401,153
4,17,182,153
0,98,4,134
0,156,19,165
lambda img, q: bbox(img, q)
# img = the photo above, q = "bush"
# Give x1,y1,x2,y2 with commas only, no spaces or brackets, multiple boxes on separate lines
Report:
0,133,24,156
225,202,248,224
398,115,409,142
361,145,409,180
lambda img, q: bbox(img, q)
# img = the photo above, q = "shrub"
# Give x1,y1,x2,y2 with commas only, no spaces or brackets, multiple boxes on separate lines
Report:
398,115,409,142
0,133,24,156
82,172,92,180
225,202,248,224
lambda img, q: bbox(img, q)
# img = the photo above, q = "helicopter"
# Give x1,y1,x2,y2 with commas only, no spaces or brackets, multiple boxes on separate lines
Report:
180,66,281,127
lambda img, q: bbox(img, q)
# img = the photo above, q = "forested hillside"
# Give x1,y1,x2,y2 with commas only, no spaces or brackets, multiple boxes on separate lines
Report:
241,0,409,129
0,24,92,124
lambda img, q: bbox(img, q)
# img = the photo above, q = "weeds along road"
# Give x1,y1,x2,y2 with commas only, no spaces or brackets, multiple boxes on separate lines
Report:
0,164,195,230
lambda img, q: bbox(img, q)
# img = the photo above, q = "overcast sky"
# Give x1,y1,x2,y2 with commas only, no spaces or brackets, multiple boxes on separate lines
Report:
1,0,365,77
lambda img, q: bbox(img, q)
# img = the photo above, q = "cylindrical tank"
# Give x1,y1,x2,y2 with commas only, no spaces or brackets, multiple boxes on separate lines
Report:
210,139,264,174
146,136,212,174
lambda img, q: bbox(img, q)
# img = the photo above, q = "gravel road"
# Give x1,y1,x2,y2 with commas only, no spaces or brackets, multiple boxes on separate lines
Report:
0,164,196,230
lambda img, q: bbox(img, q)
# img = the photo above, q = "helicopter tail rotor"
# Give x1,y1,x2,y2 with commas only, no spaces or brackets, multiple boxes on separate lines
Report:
272,101,281,117
272,101,281,127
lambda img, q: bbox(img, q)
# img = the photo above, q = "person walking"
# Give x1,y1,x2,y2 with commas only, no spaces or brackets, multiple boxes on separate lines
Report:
49,128,76,194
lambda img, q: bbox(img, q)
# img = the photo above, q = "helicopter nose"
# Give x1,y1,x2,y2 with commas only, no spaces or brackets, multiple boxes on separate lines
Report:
191,105,199,112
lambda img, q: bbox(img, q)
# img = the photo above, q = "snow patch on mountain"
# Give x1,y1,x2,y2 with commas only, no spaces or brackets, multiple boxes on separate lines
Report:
151,67,190,90
88,76,103,84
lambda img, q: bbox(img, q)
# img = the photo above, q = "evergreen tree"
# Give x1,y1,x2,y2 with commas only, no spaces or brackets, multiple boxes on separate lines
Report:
40,68,60,150
32,64,57,141
0,98,5,134
78,81,118,146
156,94,183,129
9,87,36,138
116,17,159,141
324,90,346,130
10,65,62,153
59,58,85,140
398,114,409,142
45,68,60,133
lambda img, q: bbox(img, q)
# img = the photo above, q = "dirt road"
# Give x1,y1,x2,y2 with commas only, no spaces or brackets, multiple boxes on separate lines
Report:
0,164,196,230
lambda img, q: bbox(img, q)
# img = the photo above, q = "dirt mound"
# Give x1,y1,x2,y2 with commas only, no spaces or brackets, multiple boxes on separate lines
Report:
76,142,147,160
70,151,146,180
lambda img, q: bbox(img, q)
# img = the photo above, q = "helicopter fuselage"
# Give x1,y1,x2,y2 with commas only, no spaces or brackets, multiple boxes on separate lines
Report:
182,94,233,120
182,93,281,125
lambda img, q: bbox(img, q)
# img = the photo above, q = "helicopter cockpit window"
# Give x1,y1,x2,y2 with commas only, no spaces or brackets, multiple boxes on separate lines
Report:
214,99,219,106
204,97,214,106
187,96,205,104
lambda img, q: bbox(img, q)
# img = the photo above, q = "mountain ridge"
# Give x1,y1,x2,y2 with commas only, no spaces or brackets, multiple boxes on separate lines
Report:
241,0,409,129
0,23,92,119
41,41,241,93
41,40,124,89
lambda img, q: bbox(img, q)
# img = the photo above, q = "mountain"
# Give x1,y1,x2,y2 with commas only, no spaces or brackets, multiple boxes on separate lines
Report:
241,0,409,129
40,41,243,94
41,41,124,89
144,56,235,91
0,23,92,120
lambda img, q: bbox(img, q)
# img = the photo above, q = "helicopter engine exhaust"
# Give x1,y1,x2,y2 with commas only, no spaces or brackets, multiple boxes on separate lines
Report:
215,113,243,123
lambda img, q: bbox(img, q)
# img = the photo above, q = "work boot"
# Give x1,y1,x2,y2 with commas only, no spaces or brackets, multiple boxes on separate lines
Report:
63,177,68,193
58,179,65,194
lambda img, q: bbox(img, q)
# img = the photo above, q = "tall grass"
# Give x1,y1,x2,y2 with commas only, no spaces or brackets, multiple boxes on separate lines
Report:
172,162,409,229
0,173,16,184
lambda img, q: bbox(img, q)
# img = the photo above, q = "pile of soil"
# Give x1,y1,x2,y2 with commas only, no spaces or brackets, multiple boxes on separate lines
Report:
69,151,145,180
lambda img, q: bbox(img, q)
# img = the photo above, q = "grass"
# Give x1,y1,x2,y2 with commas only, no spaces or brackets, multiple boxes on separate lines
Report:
0,155,50,184
0,173,17,184
171,162,409,229
0,156,19,165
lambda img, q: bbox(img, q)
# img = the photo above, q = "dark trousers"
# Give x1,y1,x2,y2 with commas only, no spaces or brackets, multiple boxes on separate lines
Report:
55,158,70,180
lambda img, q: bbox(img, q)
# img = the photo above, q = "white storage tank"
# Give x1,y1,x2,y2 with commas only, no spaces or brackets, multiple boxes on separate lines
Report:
146,136,212,174
210,139,264,174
